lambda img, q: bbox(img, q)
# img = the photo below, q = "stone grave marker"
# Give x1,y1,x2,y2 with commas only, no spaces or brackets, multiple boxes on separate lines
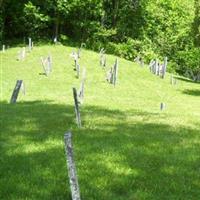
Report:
47,55,52,72
64,132,81,200
2,45,5,53
41,56,52,76
17,47,26,61
103,55,106,67
77,48,81,59
10,80,24,103
112,58,119,86
160,102,166,111
161,57,167,79
28,38,32,51
54,37,57,44
106,67,113,83
99,48,106,66
76,64,80,78
73,88,81,128
170,75,177,85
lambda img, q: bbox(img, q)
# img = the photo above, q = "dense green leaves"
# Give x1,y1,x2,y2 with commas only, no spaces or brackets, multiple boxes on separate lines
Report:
0,0,199,78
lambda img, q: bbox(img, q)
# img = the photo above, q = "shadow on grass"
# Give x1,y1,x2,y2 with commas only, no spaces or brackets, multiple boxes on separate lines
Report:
182,89,200,96
1,101,200,200
175,76,200,84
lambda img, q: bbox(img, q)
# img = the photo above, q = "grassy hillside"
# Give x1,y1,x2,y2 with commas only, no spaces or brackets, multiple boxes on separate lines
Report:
1,44,200,200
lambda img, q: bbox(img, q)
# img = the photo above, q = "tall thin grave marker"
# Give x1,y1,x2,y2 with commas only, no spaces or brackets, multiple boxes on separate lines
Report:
73,88,81,128
64,132,81,200
10,80,24,103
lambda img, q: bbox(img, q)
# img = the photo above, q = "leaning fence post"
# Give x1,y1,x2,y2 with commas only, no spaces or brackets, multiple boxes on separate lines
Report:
64,132,81,200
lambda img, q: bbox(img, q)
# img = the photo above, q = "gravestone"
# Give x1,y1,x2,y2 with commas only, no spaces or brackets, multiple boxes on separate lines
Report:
77,48,81,59
112,58,119,86
10,80,24,103
99,48,105,66
103,55,106,67
17,47,26,61
47,55,52,72
76,64,80,78
73,88,81,128
64,132,81,200
160,102,166,111
161,57,167,79
106,67,113,83
41,56,52,76
157,63,160,76
170,75,177,85
149,60,154,72
2,45,5,53
28,38,32,51
54,37,57,44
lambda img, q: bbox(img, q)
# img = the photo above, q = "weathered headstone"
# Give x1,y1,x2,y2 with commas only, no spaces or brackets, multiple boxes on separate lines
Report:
54,37,57,44
47,55,52,72
64,132,81,200
41,57,48,76
160,102,166,111
17,47,26,61
77,48,81,59
76,64,80,78
10,80,23,103
103,55,106,67
99,48,105,66
170,74,177,85
112,58,119,86
28,38,32,51
2,45,5,53
106,67,113,83
161,57,167,79
73,88,81,128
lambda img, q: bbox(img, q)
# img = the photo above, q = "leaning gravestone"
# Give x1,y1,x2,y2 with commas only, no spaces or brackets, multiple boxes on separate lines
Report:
10,80,24,103
64,132,81,200
73,88,81,128
41,55,52,76
161,57,167,79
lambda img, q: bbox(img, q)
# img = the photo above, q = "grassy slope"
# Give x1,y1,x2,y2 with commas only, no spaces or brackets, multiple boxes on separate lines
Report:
0,44,200,200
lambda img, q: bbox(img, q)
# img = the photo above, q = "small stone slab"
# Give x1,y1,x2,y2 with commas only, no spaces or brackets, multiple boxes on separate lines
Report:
64,132,81,200
160,102,166,111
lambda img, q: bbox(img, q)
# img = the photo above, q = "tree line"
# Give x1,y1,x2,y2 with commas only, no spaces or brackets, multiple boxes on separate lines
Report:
0,0,200,80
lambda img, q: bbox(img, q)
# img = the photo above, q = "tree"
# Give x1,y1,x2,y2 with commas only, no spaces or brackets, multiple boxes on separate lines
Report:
193,0,200,46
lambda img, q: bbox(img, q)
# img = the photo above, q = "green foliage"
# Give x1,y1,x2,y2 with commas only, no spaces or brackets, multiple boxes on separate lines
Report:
193,0,200,46
23,2,49,38
176,48,200,80
0,0,199,78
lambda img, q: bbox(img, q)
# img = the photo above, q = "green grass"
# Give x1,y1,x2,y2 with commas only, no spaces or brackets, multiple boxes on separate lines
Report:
1,44,200,200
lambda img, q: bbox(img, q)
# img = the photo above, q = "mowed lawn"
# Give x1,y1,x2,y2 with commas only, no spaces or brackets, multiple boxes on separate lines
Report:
0,44,200,200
